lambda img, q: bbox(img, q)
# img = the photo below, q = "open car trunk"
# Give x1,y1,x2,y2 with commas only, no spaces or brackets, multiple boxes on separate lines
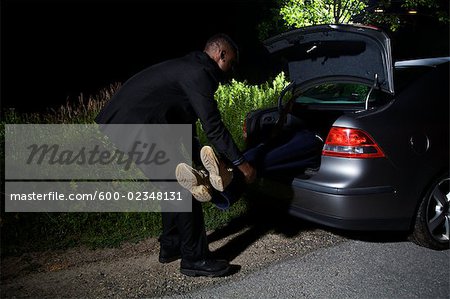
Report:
243,80,394,181
245,100,348,149
244,105,361,181
245,80,393,147
243,24,395,177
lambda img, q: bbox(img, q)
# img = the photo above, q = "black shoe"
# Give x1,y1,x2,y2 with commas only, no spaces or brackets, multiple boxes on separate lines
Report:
159,246,181,264
180,258,230,277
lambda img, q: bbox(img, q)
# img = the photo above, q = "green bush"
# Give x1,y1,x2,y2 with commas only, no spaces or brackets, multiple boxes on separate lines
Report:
198,72,288,149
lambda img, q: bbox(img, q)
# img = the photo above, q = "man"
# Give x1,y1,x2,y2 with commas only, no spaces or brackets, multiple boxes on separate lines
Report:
95,33,256,277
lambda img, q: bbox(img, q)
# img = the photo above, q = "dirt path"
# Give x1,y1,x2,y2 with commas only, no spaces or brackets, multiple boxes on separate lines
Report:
1,220,345,298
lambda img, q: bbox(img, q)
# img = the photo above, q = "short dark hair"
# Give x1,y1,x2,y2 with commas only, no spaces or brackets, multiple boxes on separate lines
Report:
205,33,239,62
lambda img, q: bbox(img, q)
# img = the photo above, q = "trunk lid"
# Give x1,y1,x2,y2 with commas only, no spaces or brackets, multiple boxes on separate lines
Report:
264,24,394,94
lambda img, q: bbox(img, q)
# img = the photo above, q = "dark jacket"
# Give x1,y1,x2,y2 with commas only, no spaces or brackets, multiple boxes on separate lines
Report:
95,51,244,165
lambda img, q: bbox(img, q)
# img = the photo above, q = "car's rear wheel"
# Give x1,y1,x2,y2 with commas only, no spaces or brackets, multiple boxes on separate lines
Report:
411,173,449,250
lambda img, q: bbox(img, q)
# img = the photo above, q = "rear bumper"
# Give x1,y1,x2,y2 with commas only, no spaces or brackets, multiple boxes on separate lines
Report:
289,179,411,230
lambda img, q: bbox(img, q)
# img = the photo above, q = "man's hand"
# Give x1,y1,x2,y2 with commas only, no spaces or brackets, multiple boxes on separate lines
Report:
237,161,257,184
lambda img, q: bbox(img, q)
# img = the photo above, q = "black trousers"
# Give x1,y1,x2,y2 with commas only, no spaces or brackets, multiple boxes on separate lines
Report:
159,200,209,261
159,136,209,261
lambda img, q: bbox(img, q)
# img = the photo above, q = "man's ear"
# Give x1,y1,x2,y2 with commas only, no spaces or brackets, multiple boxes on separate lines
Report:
220,51,225,61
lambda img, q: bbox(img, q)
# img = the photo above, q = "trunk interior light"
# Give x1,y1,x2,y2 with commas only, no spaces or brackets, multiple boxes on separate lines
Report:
323,127,385,158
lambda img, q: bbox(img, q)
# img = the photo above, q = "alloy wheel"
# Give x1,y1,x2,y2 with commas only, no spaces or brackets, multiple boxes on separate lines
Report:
426,177,450,243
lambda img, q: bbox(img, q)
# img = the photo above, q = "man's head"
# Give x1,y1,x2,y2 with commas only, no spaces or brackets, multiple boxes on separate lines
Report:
204,33,239,73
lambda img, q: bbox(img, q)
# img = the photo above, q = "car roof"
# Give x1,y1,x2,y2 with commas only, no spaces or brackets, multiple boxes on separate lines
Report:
395,57,450,68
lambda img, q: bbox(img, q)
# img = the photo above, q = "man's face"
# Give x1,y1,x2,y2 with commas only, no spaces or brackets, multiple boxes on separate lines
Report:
217,48,237,74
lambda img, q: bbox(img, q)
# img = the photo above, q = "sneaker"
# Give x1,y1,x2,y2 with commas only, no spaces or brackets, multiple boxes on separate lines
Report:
175,163,212,202
200,146,233,192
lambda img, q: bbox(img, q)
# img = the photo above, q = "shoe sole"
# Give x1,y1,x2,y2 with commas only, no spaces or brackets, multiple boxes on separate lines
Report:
200,146,232,192
175,163,211,202
180,266,231,277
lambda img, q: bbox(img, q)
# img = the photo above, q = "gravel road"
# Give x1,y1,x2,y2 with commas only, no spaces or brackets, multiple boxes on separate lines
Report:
1,211,346,298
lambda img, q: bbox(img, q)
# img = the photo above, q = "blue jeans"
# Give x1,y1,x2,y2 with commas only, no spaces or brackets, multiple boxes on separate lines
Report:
211,130,321,210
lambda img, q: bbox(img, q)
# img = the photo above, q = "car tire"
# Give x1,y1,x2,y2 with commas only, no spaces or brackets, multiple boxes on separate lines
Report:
411,172,449,250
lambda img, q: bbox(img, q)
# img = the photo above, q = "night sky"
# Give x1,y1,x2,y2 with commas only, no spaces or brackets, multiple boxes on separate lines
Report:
2,0,277,112
1,0,448,113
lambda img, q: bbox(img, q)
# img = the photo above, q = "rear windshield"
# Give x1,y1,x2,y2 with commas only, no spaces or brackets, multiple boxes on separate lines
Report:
294,66,432,107
295,82,390,108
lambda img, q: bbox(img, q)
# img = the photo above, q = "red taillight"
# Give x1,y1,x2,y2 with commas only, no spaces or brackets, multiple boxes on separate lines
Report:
323,127,385,158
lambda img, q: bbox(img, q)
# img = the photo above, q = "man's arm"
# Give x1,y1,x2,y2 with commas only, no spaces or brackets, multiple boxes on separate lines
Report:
191,91,257,184
237,161,257,184
181,70,256,183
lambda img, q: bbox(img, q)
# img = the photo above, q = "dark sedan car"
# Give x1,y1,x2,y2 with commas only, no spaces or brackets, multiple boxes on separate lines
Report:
244,24,449,250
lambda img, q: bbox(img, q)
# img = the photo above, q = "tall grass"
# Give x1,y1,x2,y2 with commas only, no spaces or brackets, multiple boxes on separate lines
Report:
1,73,288,255
2,83,121,125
